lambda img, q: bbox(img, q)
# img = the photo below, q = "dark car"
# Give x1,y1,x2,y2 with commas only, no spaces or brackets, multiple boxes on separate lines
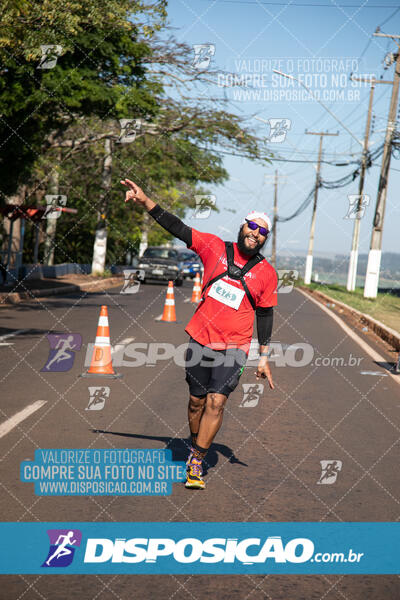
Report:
175,248,203,279
138,246,184,286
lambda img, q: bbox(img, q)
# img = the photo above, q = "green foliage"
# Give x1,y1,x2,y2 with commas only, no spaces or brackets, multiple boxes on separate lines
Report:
4,1,271,268
0,0,165,197
26,128,225,264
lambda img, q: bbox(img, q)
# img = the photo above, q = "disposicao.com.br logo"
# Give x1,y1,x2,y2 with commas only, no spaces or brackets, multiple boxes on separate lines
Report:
42,529,82,567
83,536,363,565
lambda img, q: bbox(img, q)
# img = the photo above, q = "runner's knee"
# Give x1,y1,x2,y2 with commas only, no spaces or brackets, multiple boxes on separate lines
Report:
206,393,226,415
189,395,206,412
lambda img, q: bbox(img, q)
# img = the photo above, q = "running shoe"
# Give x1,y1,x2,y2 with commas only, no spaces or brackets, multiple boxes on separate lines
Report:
186,450,193,469
185,459,205,489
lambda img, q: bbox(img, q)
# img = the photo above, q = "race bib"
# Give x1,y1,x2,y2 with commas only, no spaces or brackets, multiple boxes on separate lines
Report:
208,278,245,310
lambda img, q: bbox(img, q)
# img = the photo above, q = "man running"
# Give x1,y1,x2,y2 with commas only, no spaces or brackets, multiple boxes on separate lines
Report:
45,531,77,566
45,335,77,371
122,178,277,490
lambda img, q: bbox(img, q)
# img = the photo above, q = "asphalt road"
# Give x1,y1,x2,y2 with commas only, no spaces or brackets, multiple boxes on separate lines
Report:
1,280,399,599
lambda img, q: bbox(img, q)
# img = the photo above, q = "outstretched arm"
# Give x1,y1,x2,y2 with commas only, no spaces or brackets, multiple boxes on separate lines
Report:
121,179,192,246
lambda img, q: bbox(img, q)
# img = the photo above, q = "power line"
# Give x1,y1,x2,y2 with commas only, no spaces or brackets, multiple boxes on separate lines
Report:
274,141,390,222
293,47,390,152
267,8,398,161
302,83,390,159
276,186,315,222
200,0,400,7
379,6,400,28
275,147,362,157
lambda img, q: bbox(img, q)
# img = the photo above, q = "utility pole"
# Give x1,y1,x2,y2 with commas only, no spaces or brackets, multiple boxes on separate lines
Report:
265,170,287,267
92,138,113,275
43,149,61,266
304,131,339,285
272,170,278,267
364,32,400,298
346,76,392,291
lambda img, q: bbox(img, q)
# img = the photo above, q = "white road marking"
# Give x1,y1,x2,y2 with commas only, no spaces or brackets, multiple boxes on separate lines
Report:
296,288,400,386
361,371,388,377
0,400,47,439
0,329,31,342
155,314,163,321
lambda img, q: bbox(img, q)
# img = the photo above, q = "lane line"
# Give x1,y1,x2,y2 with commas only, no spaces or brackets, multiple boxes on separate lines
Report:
296,288,400,387
361,371,388,377
0,329,31,342
0,400,47,439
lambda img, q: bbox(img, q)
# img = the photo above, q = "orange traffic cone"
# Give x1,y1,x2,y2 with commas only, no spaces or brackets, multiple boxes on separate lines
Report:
191,273,202,303
81,305,121,378
161,281,177,322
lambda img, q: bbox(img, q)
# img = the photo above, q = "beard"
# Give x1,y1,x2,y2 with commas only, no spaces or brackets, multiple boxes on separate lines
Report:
237,226,267,256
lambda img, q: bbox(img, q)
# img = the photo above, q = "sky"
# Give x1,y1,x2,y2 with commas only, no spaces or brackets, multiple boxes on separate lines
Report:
164,0,400,258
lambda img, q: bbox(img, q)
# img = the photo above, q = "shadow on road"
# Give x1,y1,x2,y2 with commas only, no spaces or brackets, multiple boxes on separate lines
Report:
374,360,400,375
91,429,248,475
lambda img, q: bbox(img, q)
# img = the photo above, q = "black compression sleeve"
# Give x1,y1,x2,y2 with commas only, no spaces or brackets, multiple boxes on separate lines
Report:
256,306,274,346
148,204,192,247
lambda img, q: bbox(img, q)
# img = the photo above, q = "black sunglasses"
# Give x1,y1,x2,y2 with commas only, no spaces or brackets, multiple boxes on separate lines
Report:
245,219,269,237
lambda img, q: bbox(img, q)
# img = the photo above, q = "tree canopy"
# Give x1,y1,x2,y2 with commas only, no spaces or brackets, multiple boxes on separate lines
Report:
1,1,271,266
0,0,166,196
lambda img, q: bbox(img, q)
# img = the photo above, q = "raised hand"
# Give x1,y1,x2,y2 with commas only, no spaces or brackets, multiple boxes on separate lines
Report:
120,179,149,206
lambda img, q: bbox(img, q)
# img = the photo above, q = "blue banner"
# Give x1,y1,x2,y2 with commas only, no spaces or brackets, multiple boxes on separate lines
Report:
20,449,186,496
0,522,399,574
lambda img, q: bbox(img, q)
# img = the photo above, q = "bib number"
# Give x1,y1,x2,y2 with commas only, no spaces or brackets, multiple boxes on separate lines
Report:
208,278,245,310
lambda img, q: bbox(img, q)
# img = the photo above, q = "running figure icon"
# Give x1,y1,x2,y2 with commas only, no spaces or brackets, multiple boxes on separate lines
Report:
41,333,82,372
45,531,77,566
42,529,82,568
317,460,343,485
45,336,76,370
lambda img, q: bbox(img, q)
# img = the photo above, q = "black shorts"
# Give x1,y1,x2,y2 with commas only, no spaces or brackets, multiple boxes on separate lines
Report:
184,337,247,398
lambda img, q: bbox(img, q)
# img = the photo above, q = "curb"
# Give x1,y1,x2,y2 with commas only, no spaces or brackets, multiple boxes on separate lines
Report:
0,277,122,307
298,285,400,352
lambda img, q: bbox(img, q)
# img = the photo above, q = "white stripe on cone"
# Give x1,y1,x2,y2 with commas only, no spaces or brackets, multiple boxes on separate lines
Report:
95,336,111,345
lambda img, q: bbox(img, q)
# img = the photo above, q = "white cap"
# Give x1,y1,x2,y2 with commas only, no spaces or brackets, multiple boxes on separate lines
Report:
241,211,272,232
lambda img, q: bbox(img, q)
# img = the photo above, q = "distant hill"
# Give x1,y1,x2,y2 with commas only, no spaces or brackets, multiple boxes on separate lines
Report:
274,252,400,287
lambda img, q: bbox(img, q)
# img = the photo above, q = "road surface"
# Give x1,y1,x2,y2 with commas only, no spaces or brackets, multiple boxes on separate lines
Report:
1,281,399,599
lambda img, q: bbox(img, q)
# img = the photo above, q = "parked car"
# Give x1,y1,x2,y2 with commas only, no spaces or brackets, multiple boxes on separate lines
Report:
175,248,203,279
138,246,183,286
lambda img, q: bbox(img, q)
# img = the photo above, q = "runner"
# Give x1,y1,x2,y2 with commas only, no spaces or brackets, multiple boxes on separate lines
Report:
45,531,77,566
122,178,277,490
45,335,77,371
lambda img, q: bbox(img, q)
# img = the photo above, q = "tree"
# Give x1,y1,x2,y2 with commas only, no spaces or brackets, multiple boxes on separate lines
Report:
7,8,272,269
0,0,166,198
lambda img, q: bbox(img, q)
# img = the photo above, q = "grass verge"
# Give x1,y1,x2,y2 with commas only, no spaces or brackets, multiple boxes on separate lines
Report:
296,279,400,334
